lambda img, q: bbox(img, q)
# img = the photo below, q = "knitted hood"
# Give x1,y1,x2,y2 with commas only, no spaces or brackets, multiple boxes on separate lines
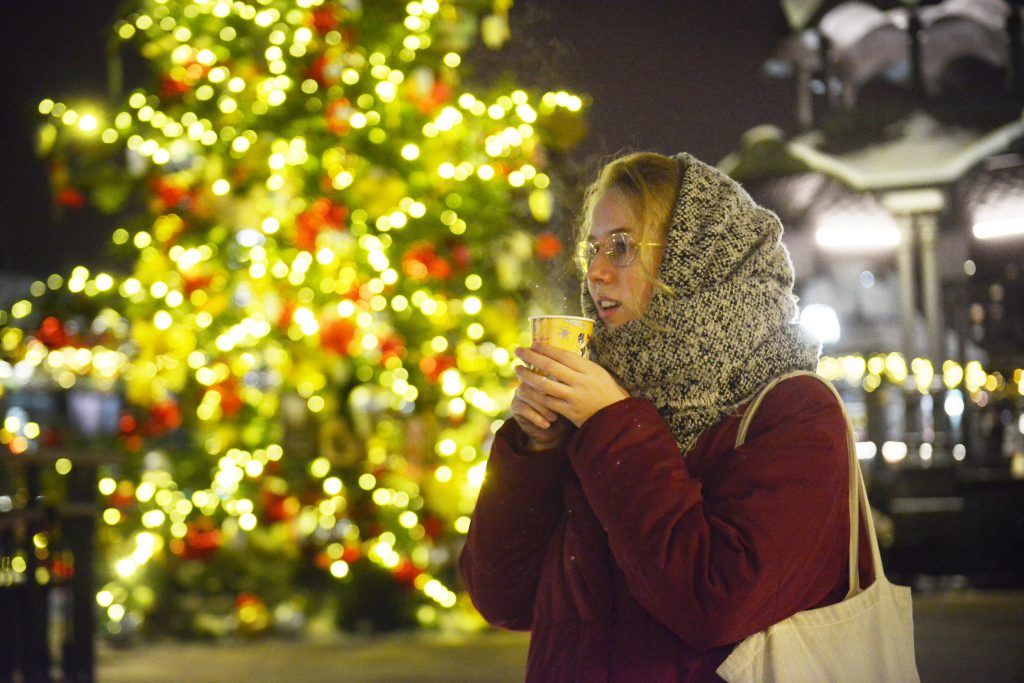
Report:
581,152,820,454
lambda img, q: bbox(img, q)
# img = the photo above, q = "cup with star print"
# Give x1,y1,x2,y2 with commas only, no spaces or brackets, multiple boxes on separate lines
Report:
529,315,595,363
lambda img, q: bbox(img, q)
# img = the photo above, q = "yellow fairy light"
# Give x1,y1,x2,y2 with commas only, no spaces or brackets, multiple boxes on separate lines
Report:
323,477,342,496
911,357,934,393
964,361,986,392
141,510,165,528
401,143,420,160
884,353,907,383
196,48,216,66
77,114,98,132
375,81,397,101
945,361,964,390
11,300,32,319
153,311,172,330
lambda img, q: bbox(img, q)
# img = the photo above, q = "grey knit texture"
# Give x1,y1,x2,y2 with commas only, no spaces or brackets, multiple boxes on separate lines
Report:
581,152,821,455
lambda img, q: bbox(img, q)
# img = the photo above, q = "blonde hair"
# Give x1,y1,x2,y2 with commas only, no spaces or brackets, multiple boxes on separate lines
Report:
578,151,680,293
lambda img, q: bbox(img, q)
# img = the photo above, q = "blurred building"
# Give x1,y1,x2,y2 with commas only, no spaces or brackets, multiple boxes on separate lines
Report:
724,0,1024,582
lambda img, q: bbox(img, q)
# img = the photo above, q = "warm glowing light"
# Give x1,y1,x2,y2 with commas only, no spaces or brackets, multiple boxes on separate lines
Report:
973,217,1024,240
881,441,908,463
814,212,901,252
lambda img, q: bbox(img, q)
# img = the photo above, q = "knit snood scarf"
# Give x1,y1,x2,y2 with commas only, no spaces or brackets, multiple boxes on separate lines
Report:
581,153,821,455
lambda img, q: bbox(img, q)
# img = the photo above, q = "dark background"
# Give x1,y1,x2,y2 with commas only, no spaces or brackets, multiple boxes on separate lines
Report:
0,1,795,279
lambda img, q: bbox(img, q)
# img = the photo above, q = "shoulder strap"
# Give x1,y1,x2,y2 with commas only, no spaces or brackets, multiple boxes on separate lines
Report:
733,370,886,597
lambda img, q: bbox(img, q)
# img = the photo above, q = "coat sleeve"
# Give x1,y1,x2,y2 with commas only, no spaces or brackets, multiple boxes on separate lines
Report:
459,419,569,631
569,377,850,652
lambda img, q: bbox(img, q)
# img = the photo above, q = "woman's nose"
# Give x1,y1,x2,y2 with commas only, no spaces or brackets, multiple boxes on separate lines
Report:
586,251,614,284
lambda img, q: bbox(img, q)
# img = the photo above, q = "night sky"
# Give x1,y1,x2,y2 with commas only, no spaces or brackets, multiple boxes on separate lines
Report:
0,1,794,279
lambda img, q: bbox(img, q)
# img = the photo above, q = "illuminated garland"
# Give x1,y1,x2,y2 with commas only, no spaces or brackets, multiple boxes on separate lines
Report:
816,354,1023,399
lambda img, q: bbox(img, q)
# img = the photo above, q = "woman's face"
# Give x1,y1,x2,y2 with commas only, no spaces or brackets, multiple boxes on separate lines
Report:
585,191,666,330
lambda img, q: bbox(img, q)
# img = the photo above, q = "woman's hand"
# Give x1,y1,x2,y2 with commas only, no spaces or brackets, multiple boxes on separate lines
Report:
510,378,574,451
513,344,630,428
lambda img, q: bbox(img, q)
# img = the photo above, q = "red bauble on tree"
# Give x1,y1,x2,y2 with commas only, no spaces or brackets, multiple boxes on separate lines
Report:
145,399,182,436
295,198,348,250
260,488,297,524
320,317,357,356
55,187,87,208
393,558,423,587
307,54,340,86
536,232,563,260
402,242,452,281
325,98,354,135
405,68,453,115
378,335,406,364
183,272,214,297
36,317,71,349
277,299,296,331
310,5,340,34
174,519,223,561
159,74,191,99
419,354,456,383
211,379,244,418
151,176,194,213
449,240,472,269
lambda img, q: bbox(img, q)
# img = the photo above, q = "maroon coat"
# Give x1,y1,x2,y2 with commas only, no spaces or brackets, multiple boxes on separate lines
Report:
460,375,874,682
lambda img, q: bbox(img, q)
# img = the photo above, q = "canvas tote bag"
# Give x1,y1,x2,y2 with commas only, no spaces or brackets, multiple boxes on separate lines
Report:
716,370,920,683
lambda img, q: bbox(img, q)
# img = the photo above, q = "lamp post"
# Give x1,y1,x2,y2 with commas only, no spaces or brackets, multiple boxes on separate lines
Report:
882,188,948,451
881,189,946,364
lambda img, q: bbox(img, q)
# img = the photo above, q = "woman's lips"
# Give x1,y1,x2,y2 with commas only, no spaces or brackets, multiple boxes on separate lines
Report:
596,302,621,320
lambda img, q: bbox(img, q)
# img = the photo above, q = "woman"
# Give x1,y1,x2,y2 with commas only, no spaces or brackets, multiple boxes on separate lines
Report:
459,152,872,681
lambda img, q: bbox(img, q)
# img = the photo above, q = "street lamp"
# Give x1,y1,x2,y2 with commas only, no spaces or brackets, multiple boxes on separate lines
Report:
800,303,842,344
972,217,1024,240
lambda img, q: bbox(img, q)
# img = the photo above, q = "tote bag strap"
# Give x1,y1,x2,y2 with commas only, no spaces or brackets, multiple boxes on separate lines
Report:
734,370,886,598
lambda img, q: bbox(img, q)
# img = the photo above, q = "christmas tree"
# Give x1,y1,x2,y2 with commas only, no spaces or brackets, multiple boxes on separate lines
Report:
0,0,586,638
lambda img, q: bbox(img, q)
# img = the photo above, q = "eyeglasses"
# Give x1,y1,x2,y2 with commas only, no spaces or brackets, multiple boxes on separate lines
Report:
574,232,664,272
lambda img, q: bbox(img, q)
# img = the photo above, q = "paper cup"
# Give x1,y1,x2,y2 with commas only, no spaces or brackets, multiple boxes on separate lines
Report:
529,315,595,359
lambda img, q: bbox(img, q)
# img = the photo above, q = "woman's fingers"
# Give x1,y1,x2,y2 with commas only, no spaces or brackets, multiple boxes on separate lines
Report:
526,343,589,373
516,384,559,422
513,364,571,399
511,395,552,430
514,347,575,385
